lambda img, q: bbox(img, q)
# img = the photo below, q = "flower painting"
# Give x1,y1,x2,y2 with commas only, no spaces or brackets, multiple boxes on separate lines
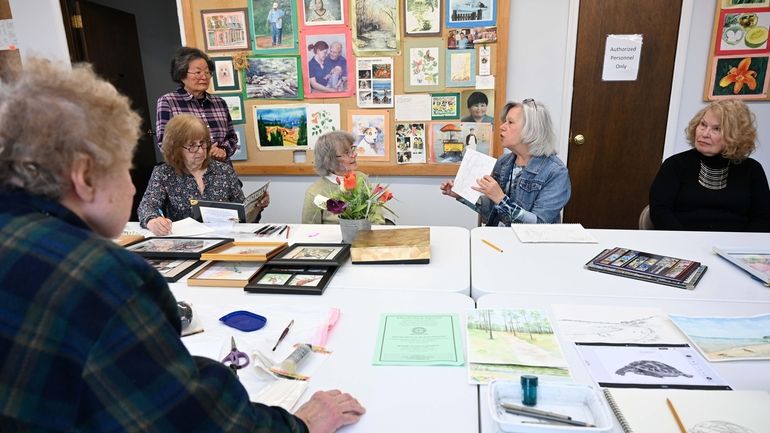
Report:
403,38,443,92
710,55,768,99
410,47,439,85
306,104,341,149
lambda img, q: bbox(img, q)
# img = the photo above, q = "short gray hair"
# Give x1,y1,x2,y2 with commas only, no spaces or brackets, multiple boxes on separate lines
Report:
170,47,214,84
501,100,557,156
0,58,140,198
313,131,355,175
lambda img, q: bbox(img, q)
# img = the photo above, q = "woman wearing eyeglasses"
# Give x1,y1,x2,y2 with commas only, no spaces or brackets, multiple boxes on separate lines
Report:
301,131,385,224
155,47,237,163
138,115,267,235
440,99,572,225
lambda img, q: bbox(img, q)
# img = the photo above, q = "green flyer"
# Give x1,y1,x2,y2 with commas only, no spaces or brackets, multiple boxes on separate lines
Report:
373,313,465,366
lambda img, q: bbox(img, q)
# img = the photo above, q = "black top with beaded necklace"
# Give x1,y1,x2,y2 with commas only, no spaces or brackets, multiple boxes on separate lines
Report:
649,148,770,232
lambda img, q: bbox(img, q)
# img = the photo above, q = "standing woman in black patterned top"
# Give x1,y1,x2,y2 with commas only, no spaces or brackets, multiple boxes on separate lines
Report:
649,100,770,232
138,114,268,235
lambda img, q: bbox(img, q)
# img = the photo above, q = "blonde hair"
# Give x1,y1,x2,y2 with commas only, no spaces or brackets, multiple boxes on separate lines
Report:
686,99,756,161
0,59,140,198
161,114,211,174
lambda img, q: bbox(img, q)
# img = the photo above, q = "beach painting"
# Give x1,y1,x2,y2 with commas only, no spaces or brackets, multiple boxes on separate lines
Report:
670,313,770,361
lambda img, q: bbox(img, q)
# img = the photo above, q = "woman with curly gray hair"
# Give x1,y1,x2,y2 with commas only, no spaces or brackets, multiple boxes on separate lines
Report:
301,131,384,224
650,99,770,231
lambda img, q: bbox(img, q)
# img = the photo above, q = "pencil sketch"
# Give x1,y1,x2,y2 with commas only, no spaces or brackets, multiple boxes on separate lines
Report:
689,421,754,433
551,304,687,344
615,360,693,379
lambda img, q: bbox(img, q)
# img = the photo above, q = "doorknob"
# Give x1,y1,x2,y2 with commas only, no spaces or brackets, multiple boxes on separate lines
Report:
573,134,585,145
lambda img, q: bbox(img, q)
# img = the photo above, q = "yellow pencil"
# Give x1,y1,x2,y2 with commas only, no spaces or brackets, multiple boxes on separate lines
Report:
482,239,503,253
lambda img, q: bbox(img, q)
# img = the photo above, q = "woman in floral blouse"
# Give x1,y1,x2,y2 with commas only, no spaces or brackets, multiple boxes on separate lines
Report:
137,114,268,235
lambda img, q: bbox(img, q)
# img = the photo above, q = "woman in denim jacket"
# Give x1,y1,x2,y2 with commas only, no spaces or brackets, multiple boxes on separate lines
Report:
440,99,571,225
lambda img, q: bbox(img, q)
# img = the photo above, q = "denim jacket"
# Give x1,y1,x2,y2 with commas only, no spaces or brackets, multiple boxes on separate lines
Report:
459,153,571,225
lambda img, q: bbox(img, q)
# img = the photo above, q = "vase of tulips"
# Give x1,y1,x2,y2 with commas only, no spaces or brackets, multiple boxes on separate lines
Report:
313,171,395,243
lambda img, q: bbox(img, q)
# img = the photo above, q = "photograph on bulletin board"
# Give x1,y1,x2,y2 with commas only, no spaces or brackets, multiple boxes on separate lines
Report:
349,109,391,161
300,26,355,98
356,57,394,108
460,89,494,124
250,0,298,54
396,122,428,164
300,0,347,26
254,104,309,150
245,55,303,100
351,0,400,54
201,9,251,52
446,0,497,29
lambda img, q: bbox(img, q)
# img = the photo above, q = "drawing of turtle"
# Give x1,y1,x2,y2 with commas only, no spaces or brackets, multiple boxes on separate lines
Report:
615,360,693,378
690,420,755,433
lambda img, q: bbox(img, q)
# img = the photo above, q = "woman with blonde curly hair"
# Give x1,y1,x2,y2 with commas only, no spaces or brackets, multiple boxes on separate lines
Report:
650,99,770,231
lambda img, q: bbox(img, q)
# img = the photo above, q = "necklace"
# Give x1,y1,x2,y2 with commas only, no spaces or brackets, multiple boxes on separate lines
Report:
698,160,729,190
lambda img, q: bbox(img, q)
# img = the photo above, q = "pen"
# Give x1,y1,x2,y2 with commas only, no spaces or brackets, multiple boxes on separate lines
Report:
502,407,594,427
266,225,284,235
500,402,572,420
278,225,288,235
157,208,166,218
482,239,504,253
285,226,291,238
254,225,272,235
272,319,294,351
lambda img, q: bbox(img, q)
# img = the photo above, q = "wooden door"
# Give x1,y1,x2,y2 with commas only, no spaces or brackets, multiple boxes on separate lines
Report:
60,0,157,221
564,0,682,229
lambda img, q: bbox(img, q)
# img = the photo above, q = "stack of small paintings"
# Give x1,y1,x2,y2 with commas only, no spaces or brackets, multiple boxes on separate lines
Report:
245,243,350,295
126,237,233,282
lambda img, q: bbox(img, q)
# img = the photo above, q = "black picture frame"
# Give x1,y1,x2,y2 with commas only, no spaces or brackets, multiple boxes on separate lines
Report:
244,264,338,295
145,258,204,282
126,237,233,259
268,243,350,266
191,200,247,223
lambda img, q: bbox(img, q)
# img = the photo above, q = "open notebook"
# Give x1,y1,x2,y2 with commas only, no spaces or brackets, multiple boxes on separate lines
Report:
603,388,770,433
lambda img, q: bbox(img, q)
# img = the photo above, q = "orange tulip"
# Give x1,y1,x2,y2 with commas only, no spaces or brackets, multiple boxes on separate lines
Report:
342,171,357,191
379,191,393,202
719,57,758,94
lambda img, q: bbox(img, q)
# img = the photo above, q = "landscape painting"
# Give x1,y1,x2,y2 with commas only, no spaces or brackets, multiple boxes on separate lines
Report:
670,313,770,362
352,0,400,53
254,105,308,150
245,56,302,99
404,0,441,35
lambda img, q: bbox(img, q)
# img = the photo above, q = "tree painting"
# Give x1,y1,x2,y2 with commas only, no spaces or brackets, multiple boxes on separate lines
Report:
354,0,398,51
405,0,439,34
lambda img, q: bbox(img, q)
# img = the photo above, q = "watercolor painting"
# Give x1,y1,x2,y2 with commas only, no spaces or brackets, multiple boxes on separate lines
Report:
709,55,768,99
201,9,251,52
431,93,460,119
349,110,390,161
219,94,244,124
352,0,399,53
670,313,770,361
307,104,341,149
404,0,441,35
245,56,301,99
254,105,308,149
716,9,770,55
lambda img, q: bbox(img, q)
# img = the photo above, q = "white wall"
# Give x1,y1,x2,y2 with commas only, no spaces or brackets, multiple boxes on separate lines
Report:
8,0,69,65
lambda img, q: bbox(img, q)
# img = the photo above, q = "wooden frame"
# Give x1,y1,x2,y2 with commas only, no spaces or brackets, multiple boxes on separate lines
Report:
268,243,350,266
200,241,288,261
212,56,240,91
146,258,203,282
187,260,263,287
179,0,511,176
126,237,232,259
200,8,251,52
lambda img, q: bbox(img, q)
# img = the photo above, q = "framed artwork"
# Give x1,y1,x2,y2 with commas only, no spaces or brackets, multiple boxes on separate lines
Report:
714,247,770,285
356,57,394,107
244,264,336,295
245,56,303,99
446,49,476,87
268,243,351,267
113,233,144,247
126,237,232,259
231,124,248,161
403,38,444,92
460,122,493,155
300,0,346,26
146,258,203,282
460,89,494,123
428,121,465,164
212,57,240,91
404,0,441,36
352,0,400,54
722,0,770,8
431,93,460,119
307,103,341,149
219,93,245,124
254,104,309,150
715,8,770,55
300,26,354,98
201,9,251,52
250,0,298,54
349,109,391,161
187,261,262,288
446,0,496,28
395,122,428,164
708,55,768,99
201,241,288,261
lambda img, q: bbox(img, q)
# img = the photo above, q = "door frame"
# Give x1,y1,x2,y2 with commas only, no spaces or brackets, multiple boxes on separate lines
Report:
557,0,696,168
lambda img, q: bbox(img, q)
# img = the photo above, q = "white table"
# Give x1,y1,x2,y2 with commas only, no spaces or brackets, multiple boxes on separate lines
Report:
126,223,471,294
170,285,478,433
471,227,770,301
476,293,770,433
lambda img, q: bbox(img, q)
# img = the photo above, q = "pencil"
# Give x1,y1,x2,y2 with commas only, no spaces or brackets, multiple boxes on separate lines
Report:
482,239,503,253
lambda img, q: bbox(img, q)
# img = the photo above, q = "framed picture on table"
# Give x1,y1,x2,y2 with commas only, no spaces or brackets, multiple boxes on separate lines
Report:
125,237,233,259
268,243,350,266
145,258,203,282
244,264,337,295
187,261,263,288
200,241,288,261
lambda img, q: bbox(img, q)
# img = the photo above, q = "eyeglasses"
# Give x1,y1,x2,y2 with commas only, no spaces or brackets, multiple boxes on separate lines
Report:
523,98,538,111
187,70,212,78
337,147,357,158
183,140,210,153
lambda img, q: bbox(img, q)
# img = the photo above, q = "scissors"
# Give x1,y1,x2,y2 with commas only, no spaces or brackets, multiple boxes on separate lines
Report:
222,336,250,375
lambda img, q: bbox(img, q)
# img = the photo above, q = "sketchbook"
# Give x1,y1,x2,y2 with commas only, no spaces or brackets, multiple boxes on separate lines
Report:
713,247,770,286
584,247,707,290
602,388,685,433
667,390,770,433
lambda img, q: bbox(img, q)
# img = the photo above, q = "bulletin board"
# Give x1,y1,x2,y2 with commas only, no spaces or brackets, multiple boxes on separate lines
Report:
180,0,510,176
704,0,770,101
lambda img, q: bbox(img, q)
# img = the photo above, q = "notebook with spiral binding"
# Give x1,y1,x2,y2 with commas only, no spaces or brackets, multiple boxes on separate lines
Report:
602,388,682,433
